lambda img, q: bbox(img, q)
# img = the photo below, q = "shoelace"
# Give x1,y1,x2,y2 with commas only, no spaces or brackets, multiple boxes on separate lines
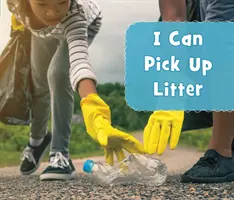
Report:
20,146,36,165
49,152,70,169
196,156,218,167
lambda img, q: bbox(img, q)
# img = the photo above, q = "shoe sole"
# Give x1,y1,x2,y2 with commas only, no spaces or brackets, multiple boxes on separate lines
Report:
39,171,76,181
181,173,234,183
20,141,51,176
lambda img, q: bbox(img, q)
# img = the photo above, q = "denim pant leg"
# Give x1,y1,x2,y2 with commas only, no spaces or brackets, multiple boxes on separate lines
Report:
200,0,209,21
47,40,74,156
30,34,58,139
47,35,95,155
200,0,234,21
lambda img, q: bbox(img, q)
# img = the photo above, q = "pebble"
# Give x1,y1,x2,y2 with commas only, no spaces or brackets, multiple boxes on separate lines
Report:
1,174,234,199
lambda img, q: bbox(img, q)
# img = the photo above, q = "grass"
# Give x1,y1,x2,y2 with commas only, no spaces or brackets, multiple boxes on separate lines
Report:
0,151,21,168
179,128,212,151
0,121,105,167
0,122,212,167
0,149,105,168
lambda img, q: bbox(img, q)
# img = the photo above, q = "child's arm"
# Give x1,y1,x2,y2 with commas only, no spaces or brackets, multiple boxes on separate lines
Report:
63,11,144,165
63,10,97,96
78,79,97,98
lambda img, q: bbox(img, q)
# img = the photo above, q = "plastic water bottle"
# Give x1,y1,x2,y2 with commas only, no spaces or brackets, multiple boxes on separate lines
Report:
83,153,168,186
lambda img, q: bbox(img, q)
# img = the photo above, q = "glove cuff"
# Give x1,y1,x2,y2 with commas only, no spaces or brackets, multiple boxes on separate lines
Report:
80,93,98,102
80,93,106,107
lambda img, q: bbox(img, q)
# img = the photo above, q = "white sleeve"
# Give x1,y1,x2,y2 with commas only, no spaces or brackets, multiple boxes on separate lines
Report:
63,12,97,92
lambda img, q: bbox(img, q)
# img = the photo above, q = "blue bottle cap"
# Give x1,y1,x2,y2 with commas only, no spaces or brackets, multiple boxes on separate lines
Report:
83,160,94,173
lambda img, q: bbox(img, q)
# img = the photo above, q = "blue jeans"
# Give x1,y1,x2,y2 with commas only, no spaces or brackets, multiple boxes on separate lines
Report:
200,0,234,21
30,35,94,155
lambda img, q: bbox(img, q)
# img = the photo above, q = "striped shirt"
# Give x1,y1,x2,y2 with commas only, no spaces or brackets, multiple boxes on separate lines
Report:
7,0,102,92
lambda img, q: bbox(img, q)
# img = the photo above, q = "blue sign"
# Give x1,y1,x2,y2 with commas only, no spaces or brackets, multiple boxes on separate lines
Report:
125,22,234,111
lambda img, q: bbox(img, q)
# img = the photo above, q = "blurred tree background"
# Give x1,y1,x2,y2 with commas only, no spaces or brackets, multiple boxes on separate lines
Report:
74,83,152,131
0,83,152,167
0,83,211,167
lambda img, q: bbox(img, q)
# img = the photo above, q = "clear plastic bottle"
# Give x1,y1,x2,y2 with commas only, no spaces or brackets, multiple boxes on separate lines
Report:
83,153,168,186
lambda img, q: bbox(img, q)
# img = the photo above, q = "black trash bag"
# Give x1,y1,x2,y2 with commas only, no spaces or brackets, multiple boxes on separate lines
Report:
0,28,32,125
186,0,201,22
182,111,212,132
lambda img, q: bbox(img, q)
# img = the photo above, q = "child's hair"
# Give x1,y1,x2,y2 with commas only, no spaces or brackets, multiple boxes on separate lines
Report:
18,0,31,23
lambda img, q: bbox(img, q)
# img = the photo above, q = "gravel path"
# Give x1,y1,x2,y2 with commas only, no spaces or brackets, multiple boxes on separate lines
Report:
1,132,234,199
1,146,234,199
1,174,234,200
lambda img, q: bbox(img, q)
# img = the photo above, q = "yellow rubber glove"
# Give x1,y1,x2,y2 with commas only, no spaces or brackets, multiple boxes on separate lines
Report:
143,110,184,155
11,15,25,31
80,93,145,166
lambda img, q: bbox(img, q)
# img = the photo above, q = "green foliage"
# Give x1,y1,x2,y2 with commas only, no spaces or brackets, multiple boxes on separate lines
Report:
69,123,102,155
0,122,101,154
0,122,104,167
179,128,212,151
0,82,151,166
0,124,30,152
0,83,212,167
74,82,152,131
0,151,21,167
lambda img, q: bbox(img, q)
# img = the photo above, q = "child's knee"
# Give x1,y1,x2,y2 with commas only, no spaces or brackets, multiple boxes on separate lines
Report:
47,67,70,89
47,41,71,89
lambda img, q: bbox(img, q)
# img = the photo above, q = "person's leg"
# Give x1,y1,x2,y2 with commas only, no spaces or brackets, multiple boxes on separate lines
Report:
20,34,58,175
203,0,234,157
209,112,234,156
39,39,75,180
30,36,58,140
39,36,96,180
181,0,234,183
48,39,74,157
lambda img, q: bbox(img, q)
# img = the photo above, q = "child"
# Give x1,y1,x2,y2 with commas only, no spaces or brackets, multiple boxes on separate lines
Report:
7,0,144,181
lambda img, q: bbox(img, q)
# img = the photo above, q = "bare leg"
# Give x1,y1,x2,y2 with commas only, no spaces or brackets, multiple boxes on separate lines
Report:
159,0,186,21
208,112,234,157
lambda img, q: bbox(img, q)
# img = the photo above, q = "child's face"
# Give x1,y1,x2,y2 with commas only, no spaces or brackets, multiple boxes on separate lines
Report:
28,0,70,26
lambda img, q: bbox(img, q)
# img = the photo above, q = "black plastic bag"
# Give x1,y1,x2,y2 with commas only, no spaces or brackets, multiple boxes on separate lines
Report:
186,0,201,21
0,29,32,125
182,111,212,132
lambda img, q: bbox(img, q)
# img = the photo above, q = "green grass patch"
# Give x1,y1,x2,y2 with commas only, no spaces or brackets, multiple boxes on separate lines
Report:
0,151,21,167
0,149,105,168
0,121,105,167
179,128,212,151
0,120,213,167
